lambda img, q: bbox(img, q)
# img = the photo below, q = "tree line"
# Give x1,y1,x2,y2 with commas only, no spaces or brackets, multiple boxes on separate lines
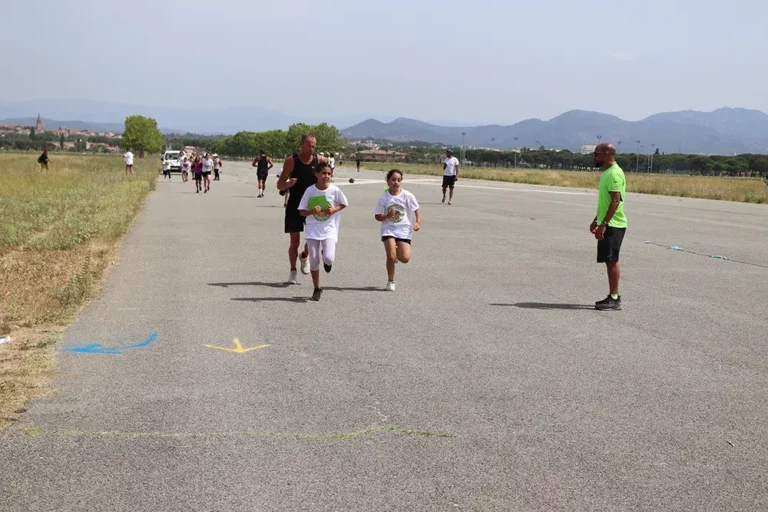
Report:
166,123,348,158
396,145,768,176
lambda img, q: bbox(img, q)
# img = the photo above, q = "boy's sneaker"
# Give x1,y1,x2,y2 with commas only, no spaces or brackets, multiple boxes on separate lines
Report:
311,288,323,301
300,255,310,275
287,271,298,285
441,197,446,204
385,281,396,292
324,263,332,273
595,296,622,311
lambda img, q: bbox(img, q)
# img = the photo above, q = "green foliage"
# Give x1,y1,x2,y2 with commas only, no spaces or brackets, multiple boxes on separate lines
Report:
167,123,348,158
121,115,165,157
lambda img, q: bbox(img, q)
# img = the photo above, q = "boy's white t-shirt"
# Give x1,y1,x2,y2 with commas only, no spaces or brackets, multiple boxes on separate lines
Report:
375,189,420,240
162,161,170,170
443,156,459,176
124,152,134,165
298,184,349,241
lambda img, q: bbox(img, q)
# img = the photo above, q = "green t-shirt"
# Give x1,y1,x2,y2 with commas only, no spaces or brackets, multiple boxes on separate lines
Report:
597,164,627,228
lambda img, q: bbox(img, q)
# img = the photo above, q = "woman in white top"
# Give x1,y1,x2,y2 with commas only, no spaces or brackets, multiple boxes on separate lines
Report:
374,169,421,292
298,162,349,301
202,153,214,193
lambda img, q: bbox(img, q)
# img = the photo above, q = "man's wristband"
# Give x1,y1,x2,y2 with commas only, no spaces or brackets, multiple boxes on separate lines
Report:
600,221,608,227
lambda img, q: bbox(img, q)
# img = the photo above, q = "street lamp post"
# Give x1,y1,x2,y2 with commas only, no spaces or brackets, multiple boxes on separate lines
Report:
461,132,466,165
534,140,541,169
635,139,641,172
648,144,655,173
514,137,519,168
597,134,602,145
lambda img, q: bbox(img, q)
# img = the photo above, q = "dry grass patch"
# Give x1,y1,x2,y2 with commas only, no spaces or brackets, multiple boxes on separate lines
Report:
0,153,156,427
360,163,768,204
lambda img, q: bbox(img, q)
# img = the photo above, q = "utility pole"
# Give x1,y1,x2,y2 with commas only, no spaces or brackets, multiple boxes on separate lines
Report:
636,139,641,172
461,132,466,165
534,140,540,169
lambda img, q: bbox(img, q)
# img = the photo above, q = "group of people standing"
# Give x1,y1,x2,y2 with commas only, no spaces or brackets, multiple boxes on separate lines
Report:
176,152,222,193
277,134,421,300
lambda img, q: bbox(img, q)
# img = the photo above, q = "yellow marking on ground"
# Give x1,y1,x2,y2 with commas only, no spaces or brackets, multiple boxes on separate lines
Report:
205,338,269,354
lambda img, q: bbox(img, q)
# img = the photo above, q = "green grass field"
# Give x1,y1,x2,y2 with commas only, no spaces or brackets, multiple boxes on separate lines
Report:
0,153,156,426
359,162,768,204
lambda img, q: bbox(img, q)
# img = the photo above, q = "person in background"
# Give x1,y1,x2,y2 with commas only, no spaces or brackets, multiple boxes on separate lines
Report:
37,148,50,170
124,149,135,176
442,148,459,205
252,150,274,198
213,154,222,181
202,152,214,193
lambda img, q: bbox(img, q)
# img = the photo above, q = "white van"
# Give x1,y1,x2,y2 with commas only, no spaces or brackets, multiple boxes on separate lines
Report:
162,150,182,173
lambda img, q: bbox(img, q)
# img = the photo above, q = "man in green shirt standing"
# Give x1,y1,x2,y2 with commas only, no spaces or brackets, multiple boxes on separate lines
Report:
590,142,626,311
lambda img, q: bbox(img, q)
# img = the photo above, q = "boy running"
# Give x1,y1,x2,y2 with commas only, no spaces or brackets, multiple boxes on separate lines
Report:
162,159,172,180
374,169,421,292
298,162,348,301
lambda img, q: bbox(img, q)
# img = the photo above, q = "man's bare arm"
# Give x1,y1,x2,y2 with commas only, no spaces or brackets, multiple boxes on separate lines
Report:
277,157,295,191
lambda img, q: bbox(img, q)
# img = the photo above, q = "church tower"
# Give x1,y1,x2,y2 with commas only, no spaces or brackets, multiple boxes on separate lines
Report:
36,114,44,133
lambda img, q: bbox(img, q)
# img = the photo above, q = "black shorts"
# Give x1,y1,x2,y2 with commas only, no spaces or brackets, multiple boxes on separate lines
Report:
597,227,626,263
442,175,456,188
382,236,411,245
194,173,203,181
257,173,269,180
203,171,211,177
284,207,306,233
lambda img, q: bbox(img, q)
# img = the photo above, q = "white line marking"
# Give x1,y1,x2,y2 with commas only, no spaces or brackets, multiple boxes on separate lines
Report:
339,178,592,196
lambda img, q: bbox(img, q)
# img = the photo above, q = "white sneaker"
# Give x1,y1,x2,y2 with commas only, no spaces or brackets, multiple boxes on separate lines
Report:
385,281,396,292
300,255,310,275
287,271,298,285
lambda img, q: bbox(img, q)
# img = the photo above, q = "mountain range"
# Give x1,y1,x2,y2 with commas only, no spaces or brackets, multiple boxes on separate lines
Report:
0,99,390,135
2,98,767,155
341,108,768,155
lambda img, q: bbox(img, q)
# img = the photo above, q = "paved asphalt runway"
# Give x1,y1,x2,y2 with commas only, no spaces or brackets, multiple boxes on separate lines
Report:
2,161,767,511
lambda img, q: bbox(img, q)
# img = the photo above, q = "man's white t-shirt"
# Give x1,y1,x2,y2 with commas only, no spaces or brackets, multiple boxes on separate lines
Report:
443,156,459,176
203,158,214,173
124,152,134,166
329,157,335,169
375,190,420,240
298,184,349,241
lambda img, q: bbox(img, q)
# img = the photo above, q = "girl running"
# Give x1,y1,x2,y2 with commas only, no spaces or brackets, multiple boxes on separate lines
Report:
193,155,204,193
298,162,348,301
181,156,190,182
374,169,421,292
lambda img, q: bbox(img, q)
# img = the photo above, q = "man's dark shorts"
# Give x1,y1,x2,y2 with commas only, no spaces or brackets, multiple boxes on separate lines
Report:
597,227,626,263
257,173,269,181
284,207,306,233
442,175,456,189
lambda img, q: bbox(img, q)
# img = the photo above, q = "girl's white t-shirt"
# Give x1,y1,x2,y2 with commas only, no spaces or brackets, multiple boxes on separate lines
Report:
203,158,214,173
298,184,349,241
375,189,420,240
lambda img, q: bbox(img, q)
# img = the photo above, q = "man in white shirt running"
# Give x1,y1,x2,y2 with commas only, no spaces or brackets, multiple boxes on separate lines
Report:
442,148,459,205
124,150,134,176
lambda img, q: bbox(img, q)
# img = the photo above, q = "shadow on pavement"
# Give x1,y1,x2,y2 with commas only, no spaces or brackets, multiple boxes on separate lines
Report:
232,297,309,303
324,286,383,292
209,281,291,289
492,302,594,310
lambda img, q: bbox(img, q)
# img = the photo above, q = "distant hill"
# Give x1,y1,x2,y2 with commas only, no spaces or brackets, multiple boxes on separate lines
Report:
0,117,125,133
341,108,768,155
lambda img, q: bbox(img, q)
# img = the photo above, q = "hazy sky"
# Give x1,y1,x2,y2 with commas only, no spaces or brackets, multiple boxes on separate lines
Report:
4,0,767,124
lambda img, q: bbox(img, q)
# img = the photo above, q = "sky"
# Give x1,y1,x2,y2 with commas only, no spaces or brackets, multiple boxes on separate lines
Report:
3,0,767,125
